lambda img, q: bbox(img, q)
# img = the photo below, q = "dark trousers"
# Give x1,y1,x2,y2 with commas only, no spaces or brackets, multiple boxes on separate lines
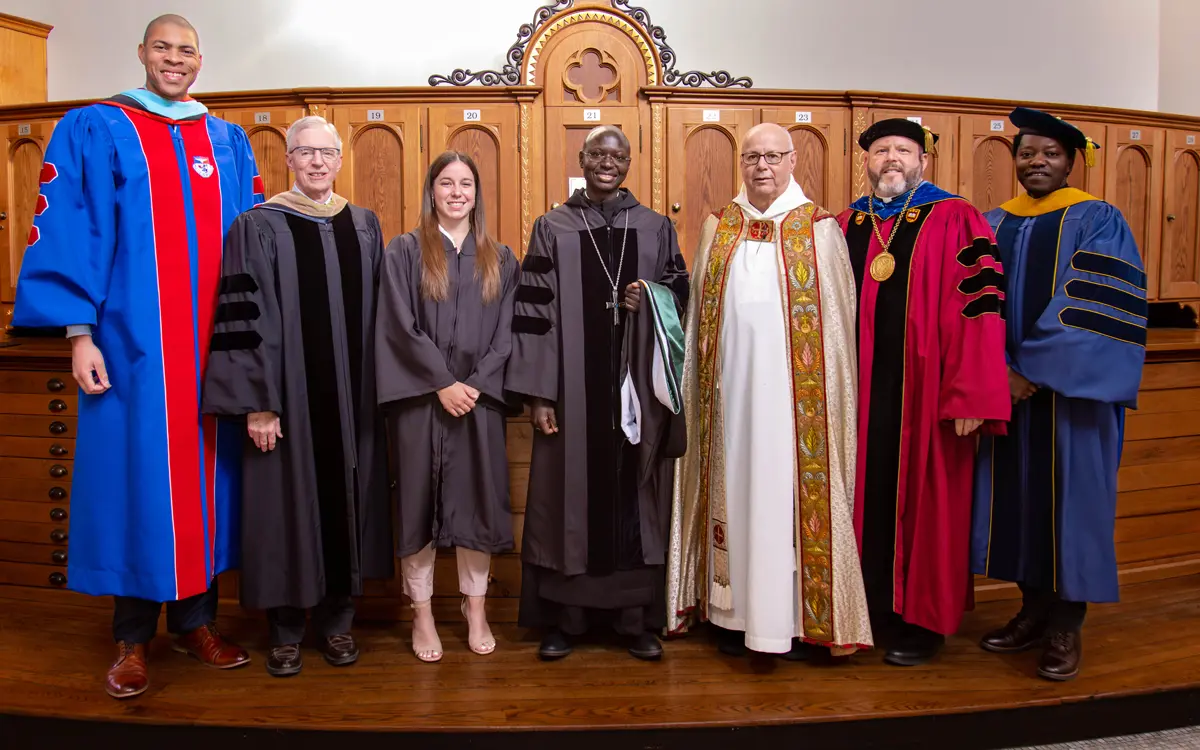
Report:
113,585,218,644
1018,583,1087,631
266,595,355,646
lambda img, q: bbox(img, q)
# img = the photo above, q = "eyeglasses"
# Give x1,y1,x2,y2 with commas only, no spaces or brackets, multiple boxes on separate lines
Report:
289,147,341,161
740,150,794,166
584,150,631,165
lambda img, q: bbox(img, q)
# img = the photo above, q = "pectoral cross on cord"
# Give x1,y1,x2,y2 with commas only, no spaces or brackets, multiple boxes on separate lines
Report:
579,206,629,326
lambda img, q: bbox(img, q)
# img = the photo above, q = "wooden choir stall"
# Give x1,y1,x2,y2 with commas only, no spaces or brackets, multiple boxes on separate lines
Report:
1,2,1199,747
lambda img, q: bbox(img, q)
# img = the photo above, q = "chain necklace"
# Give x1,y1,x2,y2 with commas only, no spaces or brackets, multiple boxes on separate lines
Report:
866,186,917,282
579,205,629,325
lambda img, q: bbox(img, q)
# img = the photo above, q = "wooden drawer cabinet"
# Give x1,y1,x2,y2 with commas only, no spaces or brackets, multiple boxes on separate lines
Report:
0,372,70,394
0,478,69,504
0,392,76,416
0,414,75,438
0,499,69,525
0,456,72,481
0,435,73,459
1,520,68,546
0,560,68,589
0,540,67,566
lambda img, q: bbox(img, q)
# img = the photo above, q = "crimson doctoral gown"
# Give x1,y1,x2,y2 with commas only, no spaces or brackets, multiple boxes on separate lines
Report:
837,181,1010,635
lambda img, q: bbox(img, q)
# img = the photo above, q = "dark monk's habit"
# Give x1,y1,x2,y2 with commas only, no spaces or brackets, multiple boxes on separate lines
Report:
202,195,393,640
509,188,689,636
375,231,519,558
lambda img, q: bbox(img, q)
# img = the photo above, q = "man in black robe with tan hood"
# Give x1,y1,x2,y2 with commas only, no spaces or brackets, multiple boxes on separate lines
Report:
202,115,392,677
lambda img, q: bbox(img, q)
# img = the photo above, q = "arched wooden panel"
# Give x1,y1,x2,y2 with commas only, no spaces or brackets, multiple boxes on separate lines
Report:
1168,151,1200,285
352,126,405,242
684,125,735,255
790,126,827,208
247,127,289,200
533,17,651,107
446,125,501,240
10,139,43,278
972,137,1015,213
1114,146,1151,259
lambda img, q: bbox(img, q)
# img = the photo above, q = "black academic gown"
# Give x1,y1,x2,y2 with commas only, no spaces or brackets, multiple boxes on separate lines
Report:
507,188,689,636
375,231,519,558
201,202,393,611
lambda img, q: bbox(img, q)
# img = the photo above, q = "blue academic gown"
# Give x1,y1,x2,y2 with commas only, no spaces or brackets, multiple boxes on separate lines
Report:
12,90,264,602
971,188,1147,603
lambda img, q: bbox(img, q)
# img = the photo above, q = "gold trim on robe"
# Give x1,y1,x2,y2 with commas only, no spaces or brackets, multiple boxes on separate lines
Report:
670,201,856,648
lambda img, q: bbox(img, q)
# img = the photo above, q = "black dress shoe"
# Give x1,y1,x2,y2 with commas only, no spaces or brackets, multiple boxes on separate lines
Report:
715,627,747,657
538,630,573,660
628,631,663,661
318,633,359,666
980,612,1047,654
884,625,944,667
266,644,302,677
780,638,819,662
1038,629,1081,681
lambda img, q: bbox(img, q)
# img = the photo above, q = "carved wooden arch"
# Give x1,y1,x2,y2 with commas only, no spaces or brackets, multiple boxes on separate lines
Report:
522,4,661,88
427,0,751,88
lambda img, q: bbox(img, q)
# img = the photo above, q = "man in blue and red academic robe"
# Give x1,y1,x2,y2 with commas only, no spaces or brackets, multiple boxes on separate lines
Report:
837,119,1010,667
12,15,263,698
971,107,1147,682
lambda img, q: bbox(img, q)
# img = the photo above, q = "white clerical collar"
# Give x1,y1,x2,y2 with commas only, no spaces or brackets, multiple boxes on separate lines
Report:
292,183,334,205
733,177,809,220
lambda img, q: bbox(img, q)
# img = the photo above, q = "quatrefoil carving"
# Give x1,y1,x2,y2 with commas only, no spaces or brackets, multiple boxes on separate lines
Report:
563,48,621,104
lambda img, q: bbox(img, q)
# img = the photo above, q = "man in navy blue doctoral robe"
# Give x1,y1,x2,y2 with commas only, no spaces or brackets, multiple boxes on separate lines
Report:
971,107,1147,681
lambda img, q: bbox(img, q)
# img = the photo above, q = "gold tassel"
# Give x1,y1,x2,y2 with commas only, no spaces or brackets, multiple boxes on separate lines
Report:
924,126,937,156
1084,138,1097,168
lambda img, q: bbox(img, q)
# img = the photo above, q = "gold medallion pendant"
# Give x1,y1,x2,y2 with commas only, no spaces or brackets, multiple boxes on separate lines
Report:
870,251,896,282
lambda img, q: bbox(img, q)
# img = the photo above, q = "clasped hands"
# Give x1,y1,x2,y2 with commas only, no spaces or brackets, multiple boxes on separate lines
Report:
438,382,480,417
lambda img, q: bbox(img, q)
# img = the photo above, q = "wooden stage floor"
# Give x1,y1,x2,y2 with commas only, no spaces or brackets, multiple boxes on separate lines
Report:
2,576,1200,749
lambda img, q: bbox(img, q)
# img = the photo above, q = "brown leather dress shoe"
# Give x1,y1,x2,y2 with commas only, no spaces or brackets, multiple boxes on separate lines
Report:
980,613,1047,653
266,644,303,677
105,641,149,699
1038,629,1081,681
318,633,359,666
171,623,251,669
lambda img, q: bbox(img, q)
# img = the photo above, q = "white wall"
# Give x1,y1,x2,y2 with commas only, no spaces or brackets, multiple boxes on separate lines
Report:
0,0,1176,113
1159,0,1200,116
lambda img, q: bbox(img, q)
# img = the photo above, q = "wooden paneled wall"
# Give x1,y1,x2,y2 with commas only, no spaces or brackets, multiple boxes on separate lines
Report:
1,1,1199,616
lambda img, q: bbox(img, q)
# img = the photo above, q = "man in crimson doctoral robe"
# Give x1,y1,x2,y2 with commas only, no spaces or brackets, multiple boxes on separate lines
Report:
837,119,1010,666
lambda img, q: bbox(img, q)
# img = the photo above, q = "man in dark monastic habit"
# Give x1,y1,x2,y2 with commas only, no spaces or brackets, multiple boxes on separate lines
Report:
202,115,392,677
972,108,1147,681
836,119,1010,667
509,125,689,661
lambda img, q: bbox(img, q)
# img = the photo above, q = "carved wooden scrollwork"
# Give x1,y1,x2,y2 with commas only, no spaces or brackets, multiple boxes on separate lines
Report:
610,0,752,88
427,0,752,88
428,0,575,86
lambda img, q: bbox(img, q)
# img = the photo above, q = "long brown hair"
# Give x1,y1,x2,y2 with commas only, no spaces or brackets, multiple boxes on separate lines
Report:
418,151,501,304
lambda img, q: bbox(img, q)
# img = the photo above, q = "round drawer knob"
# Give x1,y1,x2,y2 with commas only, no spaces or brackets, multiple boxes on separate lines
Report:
49,444,68,457
50,529,68,543
50,464,68,478
49,421,67,435
47,377,65,392
48,487,66,501
49,507,67,522
672,202,681,212
49,572,67,587
51,550,67,564
49,399,67,413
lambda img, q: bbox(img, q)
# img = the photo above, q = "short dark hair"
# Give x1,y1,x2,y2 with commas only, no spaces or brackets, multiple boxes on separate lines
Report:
143,14,199,49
